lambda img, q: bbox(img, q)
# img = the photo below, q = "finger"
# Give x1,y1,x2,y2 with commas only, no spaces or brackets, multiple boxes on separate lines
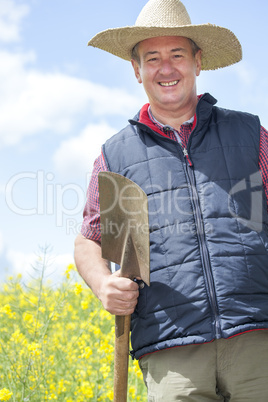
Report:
105,290,139,315
112,276,139,292
110,299,138,316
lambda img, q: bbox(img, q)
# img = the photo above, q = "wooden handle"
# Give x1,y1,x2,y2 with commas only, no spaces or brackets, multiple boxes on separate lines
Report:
113,314,131,402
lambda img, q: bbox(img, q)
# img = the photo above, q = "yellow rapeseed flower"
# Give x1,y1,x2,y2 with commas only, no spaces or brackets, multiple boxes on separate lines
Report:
0,388,13,401
48,393,57,400
81,346,92,359
27,342,41,357
74,283,83,295
28,295,39,306
129,385,136,399
99,364,110,379
10,330,26,346
93,326,101,336
80,300,89,310
77,381,94,398
58,378,69,393
0,304,15,319
65,263,76,279
0,262,147,400
106,390,113,401
23,312,34,323
63,263,77,280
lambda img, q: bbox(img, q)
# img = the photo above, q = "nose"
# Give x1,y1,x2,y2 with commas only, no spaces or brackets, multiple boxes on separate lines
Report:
159,59,175,75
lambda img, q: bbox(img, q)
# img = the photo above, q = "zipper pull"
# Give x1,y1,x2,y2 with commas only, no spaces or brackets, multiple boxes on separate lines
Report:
183,148,193,167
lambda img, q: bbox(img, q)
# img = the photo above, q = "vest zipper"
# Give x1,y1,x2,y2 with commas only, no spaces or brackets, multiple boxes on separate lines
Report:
134,118,221,338
182,147,221,339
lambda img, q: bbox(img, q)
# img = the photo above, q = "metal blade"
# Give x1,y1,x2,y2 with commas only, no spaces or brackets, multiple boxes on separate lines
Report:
99,172,150,286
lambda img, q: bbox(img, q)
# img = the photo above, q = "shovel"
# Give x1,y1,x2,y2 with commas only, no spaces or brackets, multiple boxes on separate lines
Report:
98,172,150,402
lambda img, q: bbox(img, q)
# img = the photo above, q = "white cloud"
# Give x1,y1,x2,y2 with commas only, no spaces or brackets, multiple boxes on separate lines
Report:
0,50,141,148
231,62,268,127
0,0,29,43
0,1,141,149
198,61,268,128
53,122,116,180
6,248,37,277
232,62,254,87
5,247,74,285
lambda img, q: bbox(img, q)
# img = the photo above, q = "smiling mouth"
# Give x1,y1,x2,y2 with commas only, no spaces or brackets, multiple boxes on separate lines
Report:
159,80,179,87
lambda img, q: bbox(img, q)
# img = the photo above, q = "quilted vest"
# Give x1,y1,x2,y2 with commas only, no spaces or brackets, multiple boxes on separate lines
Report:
102,93,268,359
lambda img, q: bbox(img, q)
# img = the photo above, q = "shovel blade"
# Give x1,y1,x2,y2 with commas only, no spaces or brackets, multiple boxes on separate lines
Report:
99,172,150,286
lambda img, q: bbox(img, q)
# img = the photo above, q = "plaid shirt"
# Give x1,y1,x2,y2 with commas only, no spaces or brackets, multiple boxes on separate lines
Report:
81,103,268,242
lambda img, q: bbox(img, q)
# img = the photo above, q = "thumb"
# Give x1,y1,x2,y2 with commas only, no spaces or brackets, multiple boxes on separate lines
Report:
112,268,122,278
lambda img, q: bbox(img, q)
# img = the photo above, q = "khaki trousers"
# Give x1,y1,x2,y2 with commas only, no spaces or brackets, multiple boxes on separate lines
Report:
139,331,268,401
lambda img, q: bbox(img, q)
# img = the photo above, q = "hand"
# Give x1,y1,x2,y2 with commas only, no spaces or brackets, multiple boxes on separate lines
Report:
98,269,139,315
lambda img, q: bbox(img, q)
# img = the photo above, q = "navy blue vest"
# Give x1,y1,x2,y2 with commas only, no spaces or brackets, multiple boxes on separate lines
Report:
102,93,268,359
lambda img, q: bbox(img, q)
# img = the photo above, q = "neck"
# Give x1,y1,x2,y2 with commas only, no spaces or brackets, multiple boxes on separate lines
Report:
150,97,198,131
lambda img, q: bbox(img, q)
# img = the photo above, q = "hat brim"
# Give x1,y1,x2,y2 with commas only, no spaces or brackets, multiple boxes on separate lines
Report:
88,24,242,70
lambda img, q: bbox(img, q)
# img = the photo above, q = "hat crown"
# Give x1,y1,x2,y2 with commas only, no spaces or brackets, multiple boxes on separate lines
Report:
88,0,242,70
135,0,191,28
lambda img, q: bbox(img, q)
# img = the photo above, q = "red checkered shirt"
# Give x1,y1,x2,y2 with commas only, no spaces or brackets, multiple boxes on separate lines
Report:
81,103,268,242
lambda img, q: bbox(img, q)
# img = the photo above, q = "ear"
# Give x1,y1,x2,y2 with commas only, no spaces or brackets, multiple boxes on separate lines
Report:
131,59,142,84
195,50,202,77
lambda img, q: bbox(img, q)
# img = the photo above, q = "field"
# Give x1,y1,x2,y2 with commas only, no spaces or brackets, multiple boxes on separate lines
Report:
0,251,147,401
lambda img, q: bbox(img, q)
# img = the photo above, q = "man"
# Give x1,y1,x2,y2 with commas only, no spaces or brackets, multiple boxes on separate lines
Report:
74,0,268,400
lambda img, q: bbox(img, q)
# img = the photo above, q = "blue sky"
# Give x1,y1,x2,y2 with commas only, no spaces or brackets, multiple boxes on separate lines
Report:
1,0,267,282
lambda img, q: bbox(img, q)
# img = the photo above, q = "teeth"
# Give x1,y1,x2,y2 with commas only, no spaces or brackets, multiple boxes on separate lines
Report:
160,80,179,87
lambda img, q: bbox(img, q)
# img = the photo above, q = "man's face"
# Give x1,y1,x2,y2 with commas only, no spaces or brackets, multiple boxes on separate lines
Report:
131,36,202,117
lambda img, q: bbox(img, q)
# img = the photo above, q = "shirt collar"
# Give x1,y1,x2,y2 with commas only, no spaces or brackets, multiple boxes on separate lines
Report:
147,105,194,130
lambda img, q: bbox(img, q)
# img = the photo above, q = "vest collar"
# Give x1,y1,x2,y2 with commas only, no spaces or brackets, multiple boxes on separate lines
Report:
129,93,217,139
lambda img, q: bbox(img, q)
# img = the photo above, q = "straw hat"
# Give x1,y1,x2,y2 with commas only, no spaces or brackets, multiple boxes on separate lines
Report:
88,0,242,70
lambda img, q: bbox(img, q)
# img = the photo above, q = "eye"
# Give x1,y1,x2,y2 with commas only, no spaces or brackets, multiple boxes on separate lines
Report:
147,57,158,62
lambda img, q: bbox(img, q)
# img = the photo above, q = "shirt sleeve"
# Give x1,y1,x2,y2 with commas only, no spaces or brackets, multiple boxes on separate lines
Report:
80,152,108,243
259,126,268,210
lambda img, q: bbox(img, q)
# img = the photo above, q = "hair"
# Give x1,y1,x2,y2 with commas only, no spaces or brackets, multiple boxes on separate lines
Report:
131,43,141,65
131,37,201,65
